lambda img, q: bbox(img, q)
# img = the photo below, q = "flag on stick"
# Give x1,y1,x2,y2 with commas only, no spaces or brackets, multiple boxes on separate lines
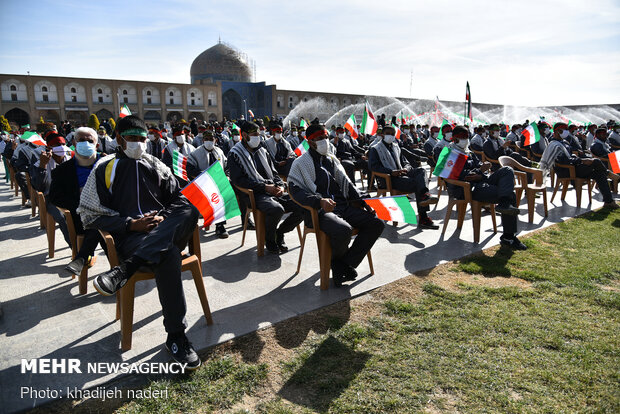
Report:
119,104,131,118
466,81,472,122
364,196,417,224
21,131,46,146
181,162,241,225
433,146,468,179
609,150,620,174
344,114,358,140
172,150,189,180
522,122,541,146
360,101,378,136
392,124,401,140
294,139,310,156
436,119,450,141
248,109,254,119
299,118,308,129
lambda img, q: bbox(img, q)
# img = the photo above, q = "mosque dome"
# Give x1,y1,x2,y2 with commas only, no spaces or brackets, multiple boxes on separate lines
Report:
190,42,253,83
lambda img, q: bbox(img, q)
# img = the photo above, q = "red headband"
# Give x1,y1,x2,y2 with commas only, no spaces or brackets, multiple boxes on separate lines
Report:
307,129,329,141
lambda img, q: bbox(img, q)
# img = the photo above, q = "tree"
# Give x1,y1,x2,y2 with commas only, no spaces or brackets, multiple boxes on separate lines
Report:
0,115,11,132
88,114,100,131
108,118,116,131
39,116,45,124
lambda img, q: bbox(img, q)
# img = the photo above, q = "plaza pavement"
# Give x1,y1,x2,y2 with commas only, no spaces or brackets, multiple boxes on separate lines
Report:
0,162,612,413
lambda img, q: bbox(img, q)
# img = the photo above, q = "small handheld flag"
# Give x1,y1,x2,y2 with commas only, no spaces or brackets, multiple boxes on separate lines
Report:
609,150,620,174
465,81,472,122
433,147,468,179
522,122,541,146
119,104,132,118
294,139,310,156
248,109,254,119
21,131,46,146
364,196,417,224
344,114,358,140
360,101,378,136
172,150,188,181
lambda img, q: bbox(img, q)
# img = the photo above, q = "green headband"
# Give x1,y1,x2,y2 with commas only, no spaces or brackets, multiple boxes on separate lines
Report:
120,128,147,137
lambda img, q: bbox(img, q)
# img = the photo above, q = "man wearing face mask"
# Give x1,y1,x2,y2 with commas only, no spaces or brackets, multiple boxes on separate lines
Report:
289,124,384,287
228,120,304,254
49,127,107,278
446,126,527,249
264,121,296,176
540,122,618,209
162,128,196,170
192,125,207,148
505,124,522,144
97,125,117,155
146,126,167,160
431,123,454,162
470,127,485,151
11,131,46,205
608,122,620,150
585,124,597,149
286,126,301,149
590,128,613,158
565,124,584,153
484,124,532,172
334,126,370,187
424,126,440,161
369,125,439,229
79,115,203,369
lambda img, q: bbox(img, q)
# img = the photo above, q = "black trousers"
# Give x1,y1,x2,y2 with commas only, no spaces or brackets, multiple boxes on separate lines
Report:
275,158,295,177
71,211,107,261
390,167,430,215
15,171,29,201
308,204,384,268
472,167,518,236
556,159,613,203
341,158,370,187
115,203,199,334
240,192,305,243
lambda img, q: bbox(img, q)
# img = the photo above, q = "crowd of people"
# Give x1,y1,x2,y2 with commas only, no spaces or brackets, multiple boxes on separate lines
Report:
1,113,618,370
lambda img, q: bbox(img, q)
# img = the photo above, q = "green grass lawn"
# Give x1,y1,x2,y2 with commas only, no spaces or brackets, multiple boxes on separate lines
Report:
116,208,620,414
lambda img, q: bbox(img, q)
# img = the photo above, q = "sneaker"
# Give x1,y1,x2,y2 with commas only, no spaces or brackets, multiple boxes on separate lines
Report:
93,265,128,296
418,217,439,230
603,202,619,210
58,257,85,278
418,192,439,207
165,334,201,371
215,224,229,239
496,204,519,216
265,240,280,254
343,265,358,282
331,260,348,288
276,231,288,253
500,235,528,250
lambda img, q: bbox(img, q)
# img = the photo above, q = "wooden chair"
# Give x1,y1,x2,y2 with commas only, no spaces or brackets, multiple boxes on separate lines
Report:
593,155,619,193
369,171,409,225
441,178,497,243
235,185,266,257
57,207,89,294
354,168,367,190
98,227,213,351
37,192,57,257
25,173,38,218
550,163,593,208
7,163,19,196
290,192,374,290
498,156,548,223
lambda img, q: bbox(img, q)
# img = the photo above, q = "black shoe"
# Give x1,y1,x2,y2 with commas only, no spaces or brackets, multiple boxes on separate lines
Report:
343,265,358,282
496,204,519,216
418,217,439,230
246,218,256,230
165,334,201,371
500,235,527,250
276,231,288,253
93,265,128,296
59,257,85,278
265,240,280,254
331,260,348,288
418,192,439,207
215,224,229,239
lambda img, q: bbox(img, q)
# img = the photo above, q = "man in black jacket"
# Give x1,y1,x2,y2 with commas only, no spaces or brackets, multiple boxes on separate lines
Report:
79,115,202,369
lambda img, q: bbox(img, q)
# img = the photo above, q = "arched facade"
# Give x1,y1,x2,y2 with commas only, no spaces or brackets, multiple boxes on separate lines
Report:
34,80,58,103
165,87,182,105
1,79,27,102
95,108,113,121
39,109,60,124
118,84,137,104
63,82,86,103
166,111,183,122
188,111,204,121
142,87,160,105
222,89,243,120
144,110,161,121
187,88,203,107
92,84,112,104
4,107,30,126
207,91,217,106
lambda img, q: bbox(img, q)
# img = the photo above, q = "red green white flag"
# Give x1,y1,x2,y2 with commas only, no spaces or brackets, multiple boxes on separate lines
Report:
119,104,131,118
299,119,308,129
172,150,189,181
181,161,241,225
360,101,378,136
344,114,358,140
436,119,450,141
609,150,620,174
392,124,401,140
522,122,541,146
433,146,468,179
248,109,254,119
231,123,241,138
364,196,417,224
21,131,46,146
294,139,310,156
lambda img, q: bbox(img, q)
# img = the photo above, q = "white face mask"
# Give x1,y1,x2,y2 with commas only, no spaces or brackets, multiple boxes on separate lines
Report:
432,132,439,139
233,135,241,142
337,133,344,139
491,131,500,138
292,131,298,137
300,132,306,138
315,139,329,155
98,133,105,138
384,135,395,144
455,139,469,150
559,130,569,139
444,132,452,141
544,128,550,135
176,135,185,144
516,129,523,135
147,134,155,141
204,141,215,150
124,141,147,159
248,135,261,149
274,133,282,141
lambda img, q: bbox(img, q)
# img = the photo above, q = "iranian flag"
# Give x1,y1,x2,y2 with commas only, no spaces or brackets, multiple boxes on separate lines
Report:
609,150,620,174
436,119,450,141
181,161,241,225
299,119,308,129
21,131,46,146
433,146,468,179
248,109,254,119
119,104,132,118
231,123,241,138
360,101,378,136
392,124,401,140
172,150,188,181
294,139,309,156
344,114,358,140
364,196,417,225
522,122,541,146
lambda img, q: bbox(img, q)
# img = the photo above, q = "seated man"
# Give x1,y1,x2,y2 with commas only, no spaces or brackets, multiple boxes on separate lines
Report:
11,131,45,204
368,125,439,229
446,126,527,249
608,123,620,150
96,125,117,155
432,123,454,162
334,126,370,188
263,121,296,176
289,124,384,287
590,127,612,158
146,126,168,160
50,127,107,277
483,123,531,171
423,126,440,162
186,129,230,238
228,120,304,254
79,115,202,369
162,128,195,170
540,122,618,209
470,126,485,151
286,126,301,149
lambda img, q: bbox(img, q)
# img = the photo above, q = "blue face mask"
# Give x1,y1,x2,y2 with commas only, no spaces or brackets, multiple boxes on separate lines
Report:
75,141,96,157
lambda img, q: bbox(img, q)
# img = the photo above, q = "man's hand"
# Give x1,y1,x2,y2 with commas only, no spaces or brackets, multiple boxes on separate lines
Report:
129,212,163,233
480,162,492,172
278,160,287,167
265,184,284,197
320,198,336,213
582,158,593,165
39,150,52,169
464,173,483,182
502,140,511,148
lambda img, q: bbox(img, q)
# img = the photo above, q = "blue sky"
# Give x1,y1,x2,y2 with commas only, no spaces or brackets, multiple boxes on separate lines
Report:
1,0,619,106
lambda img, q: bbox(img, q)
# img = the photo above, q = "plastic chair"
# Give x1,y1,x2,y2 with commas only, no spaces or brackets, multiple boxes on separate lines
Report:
498,156,548,223
550,163,593,208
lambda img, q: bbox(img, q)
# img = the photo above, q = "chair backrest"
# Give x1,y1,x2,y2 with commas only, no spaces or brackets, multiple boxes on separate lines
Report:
443,178,472,203
233,185,257,211
289,189,321,233
498,155,545,187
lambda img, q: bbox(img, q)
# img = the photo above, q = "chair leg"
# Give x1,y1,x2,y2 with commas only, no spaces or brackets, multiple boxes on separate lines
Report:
296,230,308,274
441,200,456,237
190,261,214,325
515,188,523,206
527,190,536,224
46,214,55,258
77,236,87,295
255,211,265,257
240,207,249,246
120,280,137,351
489,205,497,233
30,190,37,217
471,202,482,243
551,180,561,203
318,232,332,290
560,180,570,201
456,202,467,229
542,190,548,217
574,180,583,208
367,251,374,275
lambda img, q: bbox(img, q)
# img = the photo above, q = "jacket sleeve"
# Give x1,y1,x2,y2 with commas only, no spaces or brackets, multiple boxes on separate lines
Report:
30,163,50,194
228,152,266,193
289,182,322,210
